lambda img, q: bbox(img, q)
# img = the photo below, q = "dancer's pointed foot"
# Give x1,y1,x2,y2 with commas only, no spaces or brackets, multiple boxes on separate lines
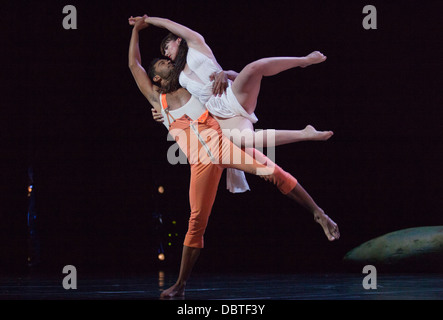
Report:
303,125,333,141
160,282,185,299
314,210,340,241
300,51,327,68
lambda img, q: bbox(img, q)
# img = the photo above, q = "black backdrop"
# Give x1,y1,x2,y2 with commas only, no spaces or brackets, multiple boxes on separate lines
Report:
2,0,442,275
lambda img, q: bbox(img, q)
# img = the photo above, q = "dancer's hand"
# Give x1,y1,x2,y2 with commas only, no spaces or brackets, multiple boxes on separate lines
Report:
152,108,164,123
128,15,142,25
210,71,228,96
129,15,149,31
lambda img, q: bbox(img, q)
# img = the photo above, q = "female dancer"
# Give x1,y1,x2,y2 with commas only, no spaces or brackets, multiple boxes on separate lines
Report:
128,15,333,147
129,15,333,193
128,17,339,298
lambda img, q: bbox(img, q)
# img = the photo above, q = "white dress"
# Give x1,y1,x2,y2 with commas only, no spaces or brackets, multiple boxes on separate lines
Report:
179,47,258,193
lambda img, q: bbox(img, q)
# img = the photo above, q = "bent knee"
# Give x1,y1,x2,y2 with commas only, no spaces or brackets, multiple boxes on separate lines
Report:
243,60,266,75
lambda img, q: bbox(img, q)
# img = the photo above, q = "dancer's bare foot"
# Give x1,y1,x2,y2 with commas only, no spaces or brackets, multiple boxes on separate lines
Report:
160,282,185,299
300,51,327,68
302,125,333,141
314,210,340,241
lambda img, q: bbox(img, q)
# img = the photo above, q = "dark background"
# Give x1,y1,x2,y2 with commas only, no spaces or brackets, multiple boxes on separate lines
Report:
2,0,442,276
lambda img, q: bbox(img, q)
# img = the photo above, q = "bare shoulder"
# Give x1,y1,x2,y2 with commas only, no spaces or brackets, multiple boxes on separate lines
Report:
177,88,192,101
190,41,214,60
165,88,192,110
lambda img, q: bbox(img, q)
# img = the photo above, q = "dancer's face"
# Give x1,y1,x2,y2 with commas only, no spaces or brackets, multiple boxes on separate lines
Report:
163,38,181,61
152,59,174,85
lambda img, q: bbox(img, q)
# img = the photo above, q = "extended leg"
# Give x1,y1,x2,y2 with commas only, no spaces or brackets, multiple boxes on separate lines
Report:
232,51,327,114
223,145,340,241
285,183,340,241
217,116,333,148
243,126,333,147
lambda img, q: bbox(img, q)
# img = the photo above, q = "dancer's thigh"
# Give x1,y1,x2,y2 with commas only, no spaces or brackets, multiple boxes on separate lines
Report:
216,116,254,147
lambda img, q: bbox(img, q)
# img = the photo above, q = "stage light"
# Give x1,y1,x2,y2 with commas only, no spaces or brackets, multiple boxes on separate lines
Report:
158,185,165,194
158,253,165,261
27,185,33,197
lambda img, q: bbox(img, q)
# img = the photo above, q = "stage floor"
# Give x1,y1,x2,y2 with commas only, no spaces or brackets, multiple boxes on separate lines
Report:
1,272,443,300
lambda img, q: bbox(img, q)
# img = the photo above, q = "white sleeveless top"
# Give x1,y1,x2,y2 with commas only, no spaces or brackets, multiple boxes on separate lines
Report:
159,94,206,129
179,47,258,124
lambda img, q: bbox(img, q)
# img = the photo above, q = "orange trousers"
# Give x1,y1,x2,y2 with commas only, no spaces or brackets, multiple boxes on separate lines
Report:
168,113,298,248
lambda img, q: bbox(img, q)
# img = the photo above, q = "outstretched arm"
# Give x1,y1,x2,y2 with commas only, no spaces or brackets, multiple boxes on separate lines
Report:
142,16,220,65
128,16,161,112
144,16,208,51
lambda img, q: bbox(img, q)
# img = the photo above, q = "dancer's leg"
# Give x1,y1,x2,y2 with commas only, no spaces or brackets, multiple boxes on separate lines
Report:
224,144,340,242
232,51,326,114
216,116,333,148
253,126,333,146
285,183,340,241
160,245,201,298
160,160,223,299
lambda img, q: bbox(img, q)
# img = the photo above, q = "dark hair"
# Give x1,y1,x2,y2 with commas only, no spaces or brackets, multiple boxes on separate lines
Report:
147,57,181,94
159,33,188,93
147,58,160,85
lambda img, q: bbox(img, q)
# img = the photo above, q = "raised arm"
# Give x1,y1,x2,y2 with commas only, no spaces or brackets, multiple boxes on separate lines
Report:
128,16,161,111
137,15,232,96
145,17,204,47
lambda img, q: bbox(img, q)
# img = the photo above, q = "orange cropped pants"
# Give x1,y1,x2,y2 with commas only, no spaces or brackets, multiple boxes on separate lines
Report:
168,112,298,249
